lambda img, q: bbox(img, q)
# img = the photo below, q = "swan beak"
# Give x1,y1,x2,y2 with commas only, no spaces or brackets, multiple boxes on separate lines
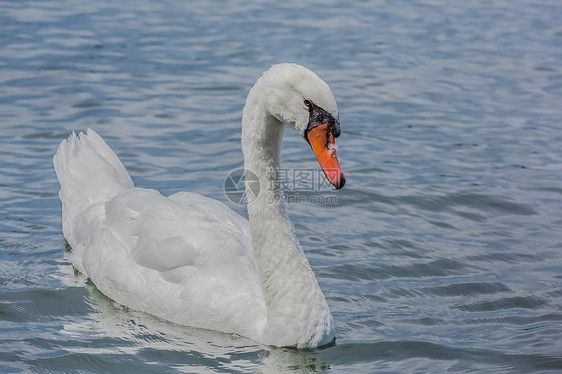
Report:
306,123,346,190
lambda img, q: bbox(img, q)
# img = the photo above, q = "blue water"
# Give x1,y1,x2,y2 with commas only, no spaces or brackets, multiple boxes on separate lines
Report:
1,0,562,372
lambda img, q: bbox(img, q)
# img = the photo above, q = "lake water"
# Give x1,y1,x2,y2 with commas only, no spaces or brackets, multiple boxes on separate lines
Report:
1,0,562,372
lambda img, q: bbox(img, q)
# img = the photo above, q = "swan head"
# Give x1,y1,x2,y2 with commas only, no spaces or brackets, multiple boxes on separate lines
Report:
251,63,346,189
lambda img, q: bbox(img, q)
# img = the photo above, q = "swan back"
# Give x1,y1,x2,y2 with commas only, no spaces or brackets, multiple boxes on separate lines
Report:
54,130,267,340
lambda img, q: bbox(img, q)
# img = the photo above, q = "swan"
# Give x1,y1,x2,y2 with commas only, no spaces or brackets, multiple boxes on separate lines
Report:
53,63,345,348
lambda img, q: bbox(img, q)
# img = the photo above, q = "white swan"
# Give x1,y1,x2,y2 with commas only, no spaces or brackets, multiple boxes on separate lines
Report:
53,63,345,348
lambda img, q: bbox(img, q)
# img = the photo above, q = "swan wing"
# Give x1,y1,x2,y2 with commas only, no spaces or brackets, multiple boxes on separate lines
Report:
77,188,266,336
105,189,253,275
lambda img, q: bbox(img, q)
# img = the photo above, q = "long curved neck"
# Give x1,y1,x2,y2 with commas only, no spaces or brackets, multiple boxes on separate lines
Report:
240,90,334,348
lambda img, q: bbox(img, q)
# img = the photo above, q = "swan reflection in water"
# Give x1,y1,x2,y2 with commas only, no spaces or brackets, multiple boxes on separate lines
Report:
59,270,331,373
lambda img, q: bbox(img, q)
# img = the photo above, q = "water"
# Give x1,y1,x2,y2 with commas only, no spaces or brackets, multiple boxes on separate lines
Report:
1,0,562,372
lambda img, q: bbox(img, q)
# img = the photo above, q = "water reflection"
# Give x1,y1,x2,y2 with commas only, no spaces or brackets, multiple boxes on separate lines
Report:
257,348,329,374
60,269,332,373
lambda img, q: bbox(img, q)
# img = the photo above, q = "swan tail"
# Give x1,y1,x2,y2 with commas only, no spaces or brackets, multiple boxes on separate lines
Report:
53,128,134,217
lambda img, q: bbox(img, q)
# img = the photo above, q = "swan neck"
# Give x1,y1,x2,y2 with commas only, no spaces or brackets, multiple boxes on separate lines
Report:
240,91,334,347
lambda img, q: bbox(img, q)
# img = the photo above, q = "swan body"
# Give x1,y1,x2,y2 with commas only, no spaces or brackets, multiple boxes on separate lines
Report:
54,63,345,348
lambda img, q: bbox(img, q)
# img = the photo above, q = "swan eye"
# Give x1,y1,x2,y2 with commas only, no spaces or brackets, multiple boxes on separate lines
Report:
303,98,313,108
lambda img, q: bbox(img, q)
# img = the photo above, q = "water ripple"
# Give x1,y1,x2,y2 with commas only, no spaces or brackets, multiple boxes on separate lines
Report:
1,0,562,372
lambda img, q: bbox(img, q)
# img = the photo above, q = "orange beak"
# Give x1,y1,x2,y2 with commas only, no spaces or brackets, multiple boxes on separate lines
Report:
306,122,346,190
